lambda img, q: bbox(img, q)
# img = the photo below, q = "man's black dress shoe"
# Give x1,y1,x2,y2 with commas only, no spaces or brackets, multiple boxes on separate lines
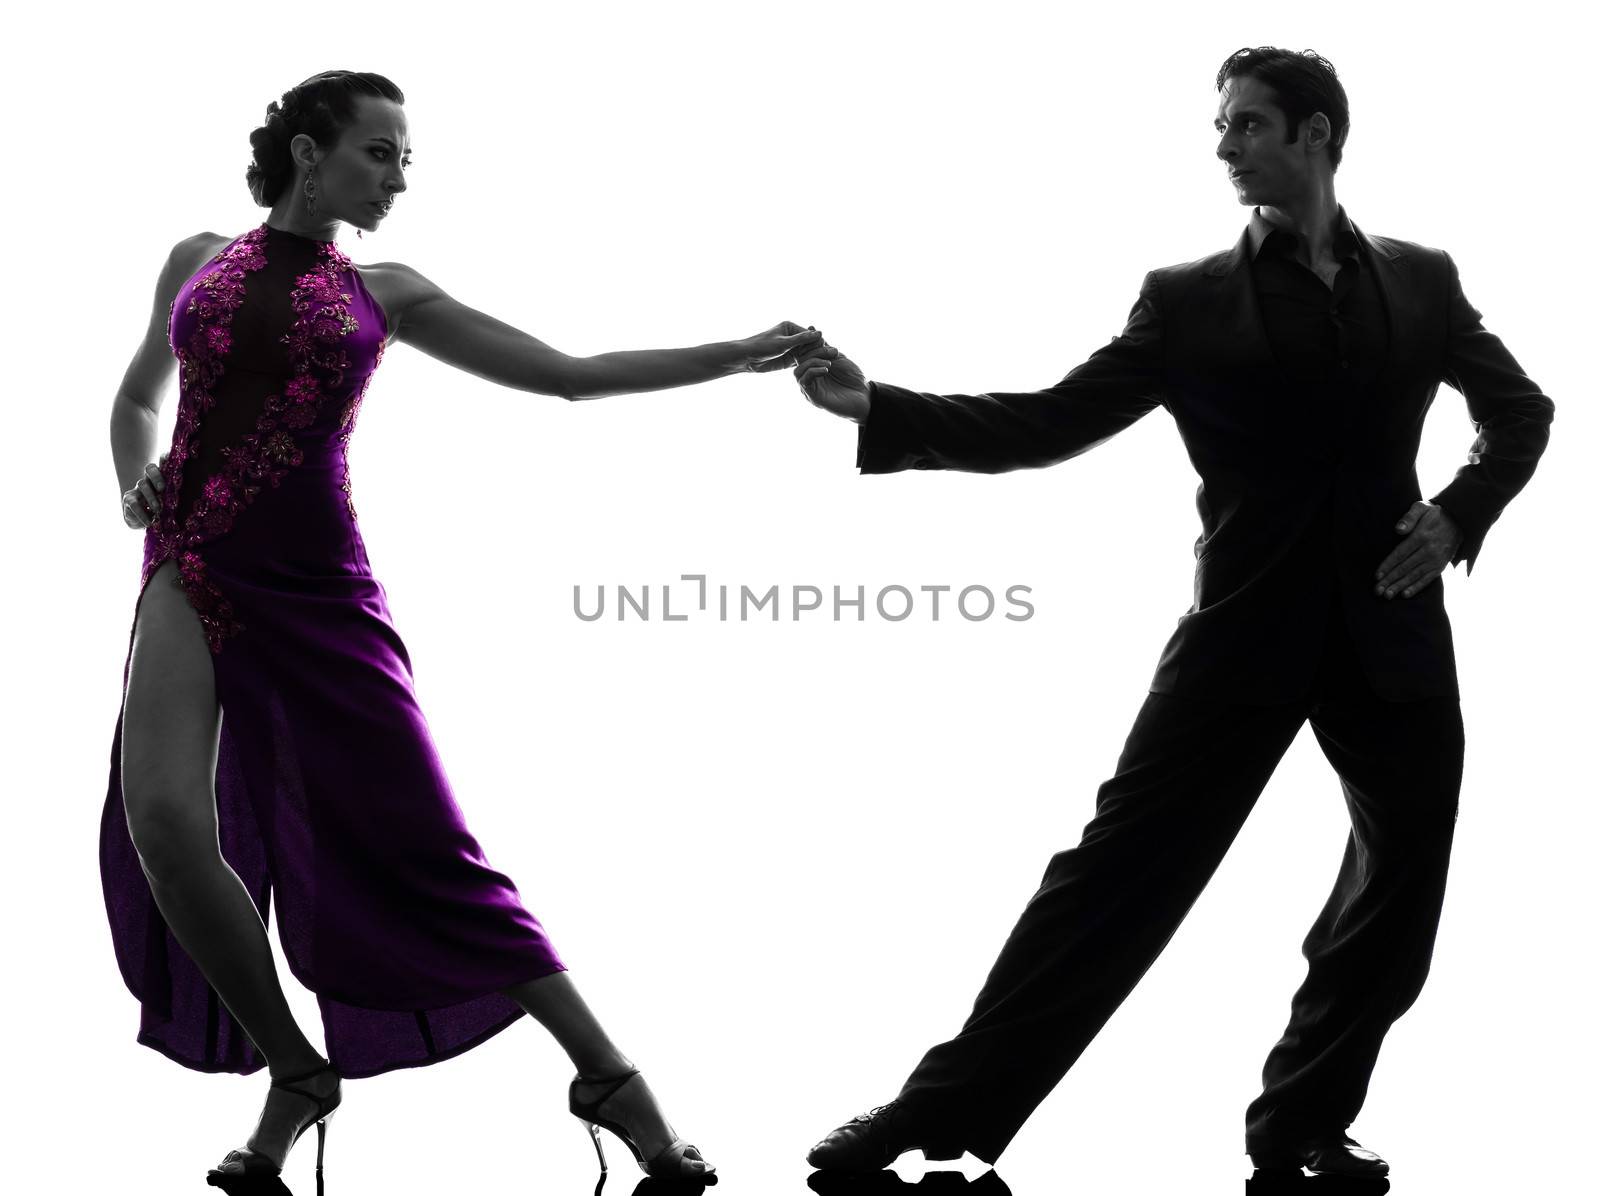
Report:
807,1100,964,1171
1246,1132,1389,1177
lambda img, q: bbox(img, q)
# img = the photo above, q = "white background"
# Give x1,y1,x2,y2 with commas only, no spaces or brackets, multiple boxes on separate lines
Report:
6,2,1592,1193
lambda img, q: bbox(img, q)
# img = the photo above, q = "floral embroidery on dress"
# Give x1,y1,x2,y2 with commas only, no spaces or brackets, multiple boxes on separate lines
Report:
338,336,385,521
144,227,270,652
144,224,376,654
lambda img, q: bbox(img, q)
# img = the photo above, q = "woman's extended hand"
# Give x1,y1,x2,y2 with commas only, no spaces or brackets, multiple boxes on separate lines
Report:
733,322,824,374
121,452,168,530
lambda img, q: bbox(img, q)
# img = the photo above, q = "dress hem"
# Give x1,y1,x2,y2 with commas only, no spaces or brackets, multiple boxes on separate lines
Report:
135,1031,267,1075
331,962,569,1081
283,955,570,1017
131,960,571,1078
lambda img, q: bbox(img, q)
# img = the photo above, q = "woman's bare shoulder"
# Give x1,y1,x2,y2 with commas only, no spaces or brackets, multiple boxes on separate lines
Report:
185,229,233,257
167,230,233,279
349,259,439,340
350,258,432,295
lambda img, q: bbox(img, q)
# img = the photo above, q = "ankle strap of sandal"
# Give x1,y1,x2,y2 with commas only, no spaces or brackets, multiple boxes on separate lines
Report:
270,1060,337,1091
572,1067,642,1102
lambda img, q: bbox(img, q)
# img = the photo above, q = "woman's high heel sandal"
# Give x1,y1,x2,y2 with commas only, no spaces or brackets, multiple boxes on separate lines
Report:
569,1068,716,1182
206,1060,342,1196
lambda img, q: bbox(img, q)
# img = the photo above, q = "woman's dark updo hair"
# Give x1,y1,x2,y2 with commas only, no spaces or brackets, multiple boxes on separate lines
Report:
246,70,405,207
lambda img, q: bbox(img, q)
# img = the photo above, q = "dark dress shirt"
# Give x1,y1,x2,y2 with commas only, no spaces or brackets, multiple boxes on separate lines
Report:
1248,205,1388,394
1246,206,1392,682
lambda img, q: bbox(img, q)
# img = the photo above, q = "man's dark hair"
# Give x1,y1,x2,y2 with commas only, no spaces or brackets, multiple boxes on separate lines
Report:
1216,47,1350,172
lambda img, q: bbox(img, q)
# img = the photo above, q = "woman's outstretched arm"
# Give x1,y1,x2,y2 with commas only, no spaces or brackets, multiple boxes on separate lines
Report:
371,261,819,401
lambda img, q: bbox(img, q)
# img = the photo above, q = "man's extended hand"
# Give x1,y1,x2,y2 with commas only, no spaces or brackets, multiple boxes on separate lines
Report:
1374,501,1464,599
793,338,871,423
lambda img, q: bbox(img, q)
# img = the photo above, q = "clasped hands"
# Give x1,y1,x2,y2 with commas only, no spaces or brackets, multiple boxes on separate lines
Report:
791,333,869,423
787,333,1464,599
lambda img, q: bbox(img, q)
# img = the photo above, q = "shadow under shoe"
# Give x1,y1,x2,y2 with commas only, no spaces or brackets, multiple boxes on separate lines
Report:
1247,1170,1392,1195
807,1099,966,1172
630,1178,720,1196
809,1168,1013,1195
203,1174,294,1196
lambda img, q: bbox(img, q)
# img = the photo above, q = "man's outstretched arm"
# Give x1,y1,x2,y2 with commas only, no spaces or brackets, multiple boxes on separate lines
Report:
795,272,1169,474
1427,250,1556,575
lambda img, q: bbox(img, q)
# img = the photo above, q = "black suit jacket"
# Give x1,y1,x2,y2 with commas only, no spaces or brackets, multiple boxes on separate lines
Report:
857,220,1554,703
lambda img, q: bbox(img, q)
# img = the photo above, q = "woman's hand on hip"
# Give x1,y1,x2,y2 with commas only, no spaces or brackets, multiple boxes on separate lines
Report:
122,452,168,530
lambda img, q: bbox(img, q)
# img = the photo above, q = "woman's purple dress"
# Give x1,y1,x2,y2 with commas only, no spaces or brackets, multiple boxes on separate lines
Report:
101,222,565,1079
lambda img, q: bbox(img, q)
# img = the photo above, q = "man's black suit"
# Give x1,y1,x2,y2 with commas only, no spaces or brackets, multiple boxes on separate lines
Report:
853,210,1553,1162
859,213,1553,703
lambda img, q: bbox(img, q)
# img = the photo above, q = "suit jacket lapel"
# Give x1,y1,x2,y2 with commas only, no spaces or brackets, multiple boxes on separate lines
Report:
1203,226,1280,380
1203,217,1414,397
1352,220,1409,396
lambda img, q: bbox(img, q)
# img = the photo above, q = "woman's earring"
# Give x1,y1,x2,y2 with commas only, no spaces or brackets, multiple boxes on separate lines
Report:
303,164,318,218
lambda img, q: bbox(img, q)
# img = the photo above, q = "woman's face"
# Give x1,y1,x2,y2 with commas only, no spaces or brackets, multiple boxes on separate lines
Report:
293,95,411,233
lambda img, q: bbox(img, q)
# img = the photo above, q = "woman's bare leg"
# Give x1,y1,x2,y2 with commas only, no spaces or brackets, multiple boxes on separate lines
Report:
502,970,631,1074
121,559,335,1168
503,971,710,1174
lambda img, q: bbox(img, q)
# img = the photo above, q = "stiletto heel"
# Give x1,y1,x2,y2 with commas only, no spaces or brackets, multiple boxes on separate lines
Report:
568,1068,716,1182
313,1116,330,1196
207,1060,342,1194
581,1117,609,1172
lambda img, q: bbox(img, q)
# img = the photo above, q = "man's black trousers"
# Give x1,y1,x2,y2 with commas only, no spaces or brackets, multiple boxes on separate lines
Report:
896,608,1465,1164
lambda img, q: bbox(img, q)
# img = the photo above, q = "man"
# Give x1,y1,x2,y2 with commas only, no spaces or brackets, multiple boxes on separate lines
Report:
793,46,1553,1179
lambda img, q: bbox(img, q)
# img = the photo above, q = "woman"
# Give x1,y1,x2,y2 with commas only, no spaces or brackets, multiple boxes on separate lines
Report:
104,68,815,1190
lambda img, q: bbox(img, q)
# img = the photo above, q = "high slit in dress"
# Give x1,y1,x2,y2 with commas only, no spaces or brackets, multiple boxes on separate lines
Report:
101,221,566,1079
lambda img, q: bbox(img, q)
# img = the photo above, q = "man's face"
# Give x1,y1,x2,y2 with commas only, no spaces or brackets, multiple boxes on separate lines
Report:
1213,74,1313,207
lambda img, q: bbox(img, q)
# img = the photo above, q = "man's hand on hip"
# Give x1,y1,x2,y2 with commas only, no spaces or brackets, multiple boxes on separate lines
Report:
1374,501,1464,599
